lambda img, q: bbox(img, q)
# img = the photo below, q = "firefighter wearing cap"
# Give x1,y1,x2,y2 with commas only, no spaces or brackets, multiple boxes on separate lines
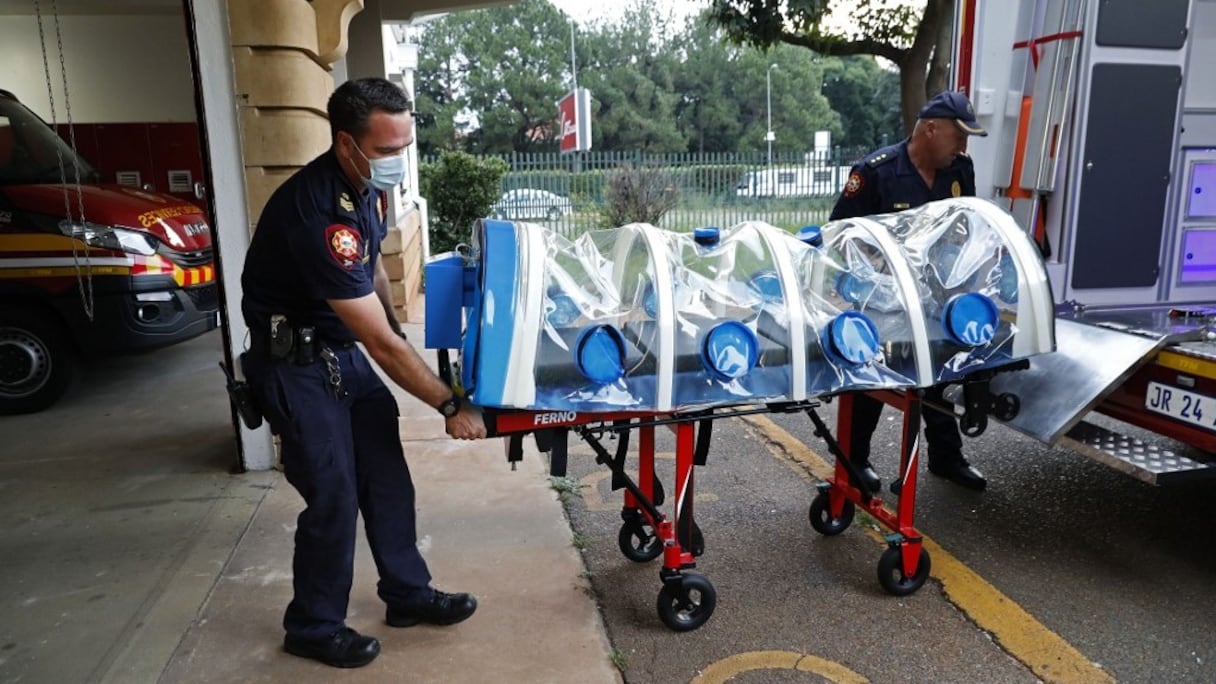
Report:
240,77,484,669
829,90,990,492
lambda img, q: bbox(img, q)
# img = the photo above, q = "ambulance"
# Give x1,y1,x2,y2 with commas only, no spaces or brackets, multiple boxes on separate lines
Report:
0,89,218,414
955,0,1216,483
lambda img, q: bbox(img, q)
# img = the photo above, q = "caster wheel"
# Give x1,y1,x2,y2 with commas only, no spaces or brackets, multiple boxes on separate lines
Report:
808,491,854,536
877,545,931,596
617,520,662,562
656,572,716,631
993,392,1021,421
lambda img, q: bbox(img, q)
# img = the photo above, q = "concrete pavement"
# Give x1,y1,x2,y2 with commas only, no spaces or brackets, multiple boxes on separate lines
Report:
0,317,621,683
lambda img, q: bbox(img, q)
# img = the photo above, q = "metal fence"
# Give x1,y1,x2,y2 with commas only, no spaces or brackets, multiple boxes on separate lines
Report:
423,148,872,238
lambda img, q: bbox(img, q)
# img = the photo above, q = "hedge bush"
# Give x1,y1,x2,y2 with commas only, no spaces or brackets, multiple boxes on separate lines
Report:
419,151,509,255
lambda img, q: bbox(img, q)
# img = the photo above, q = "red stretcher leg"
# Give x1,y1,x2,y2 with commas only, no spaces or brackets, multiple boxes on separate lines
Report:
663,421,697,572
618,423,662,563
655,420,716,632
813,390,931,596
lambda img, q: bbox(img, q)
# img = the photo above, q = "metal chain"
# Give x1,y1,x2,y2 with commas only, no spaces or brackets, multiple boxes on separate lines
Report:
34,0,94,320
319,347,347,400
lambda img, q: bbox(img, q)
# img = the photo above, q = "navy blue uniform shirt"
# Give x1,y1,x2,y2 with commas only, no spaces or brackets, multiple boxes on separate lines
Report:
830,140,976,221
242,150,388,344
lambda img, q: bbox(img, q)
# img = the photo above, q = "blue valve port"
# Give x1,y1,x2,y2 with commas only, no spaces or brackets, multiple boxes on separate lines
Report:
821,311,881,367
574,324,627,384
700,320,759,381
941,292,999,347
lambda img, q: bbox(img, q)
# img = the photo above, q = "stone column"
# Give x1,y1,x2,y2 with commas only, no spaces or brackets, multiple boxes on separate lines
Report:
227,0,351,226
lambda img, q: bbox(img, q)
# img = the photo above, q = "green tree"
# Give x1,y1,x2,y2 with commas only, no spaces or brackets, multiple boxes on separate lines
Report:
577,1,688,152
820,55,902,148
414,18,466,156
415,0,572,154
708,0,955,135
671,15,842,156
669,16,748,153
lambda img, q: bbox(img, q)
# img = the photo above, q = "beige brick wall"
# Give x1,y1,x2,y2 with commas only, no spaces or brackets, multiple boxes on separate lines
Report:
227,0,356,229
382,205,423,323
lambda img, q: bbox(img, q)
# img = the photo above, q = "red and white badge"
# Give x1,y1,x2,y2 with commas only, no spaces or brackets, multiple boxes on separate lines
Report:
844,172,864,197
326,224,362,269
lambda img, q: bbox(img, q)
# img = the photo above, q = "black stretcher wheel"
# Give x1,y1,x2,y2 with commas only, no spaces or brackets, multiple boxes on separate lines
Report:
808,491,854,536
617,520,662,562
656,572,716,632
876,545,931,596
993,392,1021,421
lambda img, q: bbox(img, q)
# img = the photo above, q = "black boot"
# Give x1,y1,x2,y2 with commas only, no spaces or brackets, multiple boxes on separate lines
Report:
927,455,987,491
853,459,881,492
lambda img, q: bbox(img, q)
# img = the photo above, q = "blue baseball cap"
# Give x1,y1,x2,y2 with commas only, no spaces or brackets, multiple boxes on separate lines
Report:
918,91,988,136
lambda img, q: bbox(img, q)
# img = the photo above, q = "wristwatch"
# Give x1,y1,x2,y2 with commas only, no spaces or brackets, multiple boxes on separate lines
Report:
437,395,462,418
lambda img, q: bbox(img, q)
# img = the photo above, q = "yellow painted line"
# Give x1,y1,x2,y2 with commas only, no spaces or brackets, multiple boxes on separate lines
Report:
691,650,868,684
743,414,1114,684
1155,349,1216,381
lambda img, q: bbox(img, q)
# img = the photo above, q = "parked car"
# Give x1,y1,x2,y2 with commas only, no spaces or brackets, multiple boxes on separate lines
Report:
489,188,573,221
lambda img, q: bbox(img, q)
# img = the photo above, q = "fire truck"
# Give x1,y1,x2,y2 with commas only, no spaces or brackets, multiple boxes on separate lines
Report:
955,0,1216,483
0,89,218,414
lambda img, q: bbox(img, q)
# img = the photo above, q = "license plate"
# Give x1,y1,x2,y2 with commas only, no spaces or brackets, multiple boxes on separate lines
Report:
1144,381,1216,431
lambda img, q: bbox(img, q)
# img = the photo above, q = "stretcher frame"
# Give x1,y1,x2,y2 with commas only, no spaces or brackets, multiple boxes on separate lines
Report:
479,390,987,630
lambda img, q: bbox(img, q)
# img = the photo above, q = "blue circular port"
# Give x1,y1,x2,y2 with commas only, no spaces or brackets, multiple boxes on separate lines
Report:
694,226,721,246
546,293,581,328
822,311,881,366
797,225,823,247
941,292,999,347
641,282,658,318
700,321,759,381
575,325,626,384
835,271,873,307
748,270,783,302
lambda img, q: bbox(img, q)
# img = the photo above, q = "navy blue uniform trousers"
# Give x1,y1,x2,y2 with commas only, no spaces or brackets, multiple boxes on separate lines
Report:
244,346,431,639
847,385,964,465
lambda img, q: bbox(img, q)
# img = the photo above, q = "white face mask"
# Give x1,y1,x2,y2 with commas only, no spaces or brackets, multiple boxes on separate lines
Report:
351,139,406,192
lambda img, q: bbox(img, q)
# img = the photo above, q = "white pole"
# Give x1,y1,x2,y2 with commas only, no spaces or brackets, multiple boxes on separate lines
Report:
766,63,778,167
570,21,578,91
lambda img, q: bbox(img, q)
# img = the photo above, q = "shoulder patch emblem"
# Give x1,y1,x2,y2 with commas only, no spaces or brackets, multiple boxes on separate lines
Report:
339,193,355,213
951,180,962,198
325,225,362,269
844,172,864,197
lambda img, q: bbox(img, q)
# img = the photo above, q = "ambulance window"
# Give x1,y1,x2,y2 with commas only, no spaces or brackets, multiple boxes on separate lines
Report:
1187,162,1216,220
0,97,98,185
1179,230,1216,283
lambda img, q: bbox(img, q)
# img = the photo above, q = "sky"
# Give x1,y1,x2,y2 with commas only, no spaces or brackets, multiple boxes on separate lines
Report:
547,0,705,27
544,1,919,37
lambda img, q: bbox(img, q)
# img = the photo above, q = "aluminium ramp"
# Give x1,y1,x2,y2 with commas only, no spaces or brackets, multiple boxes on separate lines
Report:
988,316,1216,484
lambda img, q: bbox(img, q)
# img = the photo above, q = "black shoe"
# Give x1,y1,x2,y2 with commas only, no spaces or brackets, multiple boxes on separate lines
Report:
283,627,380,668
386,590,478,627
927,459,987,491
850,461,881,492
